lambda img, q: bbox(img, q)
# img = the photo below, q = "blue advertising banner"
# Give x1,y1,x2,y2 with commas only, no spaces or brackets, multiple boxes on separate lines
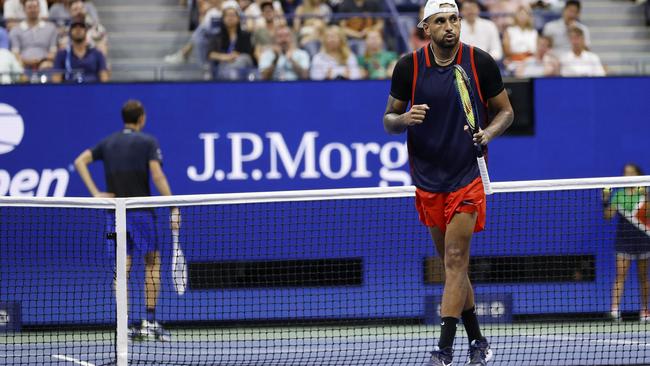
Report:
1,78,650,198
423,294,514,325
0,81,411,197
0,301,21,332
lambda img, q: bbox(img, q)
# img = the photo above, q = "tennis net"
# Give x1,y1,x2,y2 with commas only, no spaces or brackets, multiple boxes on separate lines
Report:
1,176,650,366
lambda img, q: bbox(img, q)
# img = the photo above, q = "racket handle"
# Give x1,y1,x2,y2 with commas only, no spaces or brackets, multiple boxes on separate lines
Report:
476,156,493,195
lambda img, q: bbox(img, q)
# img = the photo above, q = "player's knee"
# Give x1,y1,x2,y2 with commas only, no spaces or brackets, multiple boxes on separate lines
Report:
444,246,468,273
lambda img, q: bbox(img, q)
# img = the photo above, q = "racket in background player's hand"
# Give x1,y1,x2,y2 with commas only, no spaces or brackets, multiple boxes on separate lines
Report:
172,229,188,295
452,64,493,195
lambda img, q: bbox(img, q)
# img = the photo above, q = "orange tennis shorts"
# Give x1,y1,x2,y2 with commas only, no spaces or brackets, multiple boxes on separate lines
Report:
415,177,486,233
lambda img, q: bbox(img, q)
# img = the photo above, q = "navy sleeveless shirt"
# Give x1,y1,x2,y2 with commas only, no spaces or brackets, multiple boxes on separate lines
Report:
389,43,504,193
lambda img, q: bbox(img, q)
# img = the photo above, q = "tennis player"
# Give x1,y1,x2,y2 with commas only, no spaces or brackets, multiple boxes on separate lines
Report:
603,163,650,322
74,99,180,341
383,0,513,364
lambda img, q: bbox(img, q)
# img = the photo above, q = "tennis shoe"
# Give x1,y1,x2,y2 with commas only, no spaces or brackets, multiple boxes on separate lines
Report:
139,320,171,341
128,325,143,341
466,339,492,365
610,309,622,321
426,346,453,366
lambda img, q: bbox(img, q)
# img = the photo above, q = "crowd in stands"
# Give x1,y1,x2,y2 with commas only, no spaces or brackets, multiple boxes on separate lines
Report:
0,0,648,83
167,0,634,81
0,0,109,83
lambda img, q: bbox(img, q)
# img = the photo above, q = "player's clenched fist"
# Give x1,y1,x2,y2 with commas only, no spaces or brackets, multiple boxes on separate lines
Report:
402,104,429,126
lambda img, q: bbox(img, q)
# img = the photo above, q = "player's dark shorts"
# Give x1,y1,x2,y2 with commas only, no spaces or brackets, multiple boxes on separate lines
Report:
615,218,650,260
415,177,486,233
105,209,158,256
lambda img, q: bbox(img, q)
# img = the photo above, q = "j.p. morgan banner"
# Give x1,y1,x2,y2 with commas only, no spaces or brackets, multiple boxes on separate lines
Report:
0,81,411,197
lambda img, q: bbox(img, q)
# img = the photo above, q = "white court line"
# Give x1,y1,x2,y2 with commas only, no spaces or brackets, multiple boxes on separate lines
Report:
529,335,650,347
51,354,96,366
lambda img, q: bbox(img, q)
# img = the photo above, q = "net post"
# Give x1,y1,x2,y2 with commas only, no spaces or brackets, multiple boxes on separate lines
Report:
115,198,128,366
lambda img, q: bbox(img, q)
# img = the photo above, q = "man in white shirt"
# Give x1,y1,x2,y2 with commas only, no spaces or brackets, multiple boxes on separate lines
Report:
560,26,605,77
459,0,503,61
542,0,590,54
3,0,49,30
259,25,310,81
9,0,57,70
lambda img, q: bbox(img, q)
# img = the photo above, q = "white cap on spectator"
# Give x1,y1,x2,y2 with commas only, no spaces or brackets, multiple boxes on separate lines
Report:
417,0,459,28
221,0,241,14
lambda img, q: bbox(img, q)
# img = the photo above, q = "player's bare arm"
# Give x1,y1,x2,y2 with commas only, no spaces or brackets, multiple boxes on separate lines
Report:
474,89,514,145
150,160,181,231
74,149,114,198
383,96,430,134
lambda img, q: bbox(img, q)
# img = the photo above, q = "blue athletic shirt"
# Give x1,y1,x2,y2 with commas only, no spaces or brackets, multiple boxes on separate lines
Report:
91,128,162,197
389,43,504,193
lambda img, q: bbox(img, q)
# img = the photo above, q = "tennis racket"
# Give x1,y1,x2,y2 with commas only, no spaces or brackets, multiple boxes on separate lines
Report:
172,229,188,295
452,64,493,195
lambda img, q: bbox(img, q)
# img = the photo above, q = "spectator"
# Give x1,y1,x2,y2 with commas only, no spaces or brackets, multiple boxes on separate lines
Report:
9,0,57,70
459,0,503,61
482,0,529,33
258,24,310,80
310,24,361,80
3,0,48,30
293,0,331,57
337,0,384,56
514,35,559,78
542,0,590,54
164,0,222,66
559,26,605,77
0,46,24,83
503,5,537,72
603,163,650,322
242,0,284,31
49,0,100,26
252,0,286,61
279,0,300,20
357,29,396,79
66,0,106,55
51,16,108,83
207,0,255,80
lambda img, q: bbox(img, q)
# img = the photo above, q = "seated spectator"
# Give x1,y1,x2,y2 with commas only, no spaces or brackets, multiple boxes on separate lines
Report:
514,35,559,77
0,46,24,83
280,0,300,20
258,24,310,80
460,0,503,61
542,0,590,54
9,0,57,70
51,16,108,82
252,0,286,61
3,0,48,30
337,0,384,57
482,0,529,33
358,29,396,79
242,0,284,31
164,0,222,66
208,0,255,80
293,0,331,57
559,26,605,77
310,25,361,80
503,5,537,72
49,0,100,26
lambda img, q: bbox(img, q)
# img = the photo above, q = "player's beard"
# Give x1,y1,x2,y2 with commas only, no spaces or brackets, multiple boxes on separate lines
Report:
433,31,459,50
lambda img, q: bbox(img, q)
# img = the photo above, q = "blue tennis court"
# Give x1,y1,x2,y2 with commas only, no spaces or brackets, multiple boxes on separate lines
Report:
2,323,649,365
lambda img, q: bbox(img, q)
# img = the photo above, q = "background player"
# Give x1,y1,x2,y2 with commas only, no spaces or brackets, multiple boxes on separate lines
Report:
383,0,513,364
74,99,180,341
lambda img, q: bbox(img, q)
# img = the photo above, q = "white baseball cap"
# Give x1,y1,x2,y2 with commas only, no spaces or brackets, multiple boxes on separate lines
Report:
417,0,460,28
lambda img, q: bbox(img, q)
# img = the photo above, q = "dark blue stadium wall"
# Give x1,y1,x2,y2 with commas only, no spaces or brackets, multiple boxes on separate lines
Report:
0,77,648,325
0,77,648,198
